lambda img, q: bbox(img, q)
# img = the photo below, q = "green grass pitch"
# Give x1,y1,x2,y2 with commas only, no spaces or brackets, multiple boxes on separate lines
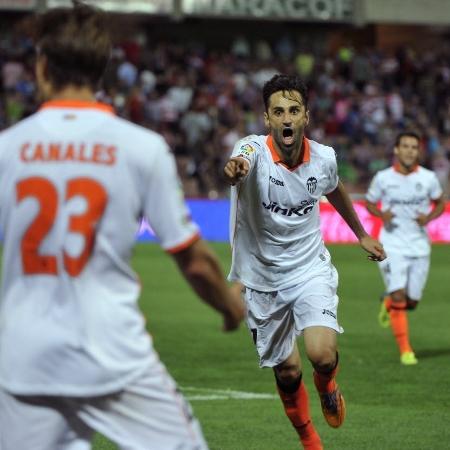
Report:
88,243,450,450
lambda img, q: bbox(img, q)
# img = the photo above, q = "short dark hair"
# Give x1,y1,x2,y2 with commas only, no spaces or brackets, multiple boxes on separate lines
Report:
34,0,111,90
262,74,308,111
395,131,421,147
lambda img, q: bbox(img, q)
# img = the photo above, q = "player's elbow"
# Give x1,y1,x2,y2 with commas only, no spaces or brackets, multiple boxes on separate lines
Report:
173,240,222,283
182,257,214,283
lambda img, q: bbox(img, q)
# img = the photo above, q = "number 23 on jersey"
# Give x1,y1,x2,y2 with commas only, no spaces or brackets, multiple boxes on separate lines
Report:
16,176,107,277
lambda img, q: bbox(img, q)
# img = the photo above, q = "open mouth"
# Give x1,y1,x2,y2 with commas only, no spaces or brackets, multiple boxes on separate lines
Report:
282,127,294,146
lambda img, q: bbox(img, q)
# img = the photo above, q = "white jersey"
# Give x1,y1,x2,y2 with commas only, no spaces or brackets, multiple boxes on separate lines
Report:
0,100,199,396
228,134,338,291
366,165,442,257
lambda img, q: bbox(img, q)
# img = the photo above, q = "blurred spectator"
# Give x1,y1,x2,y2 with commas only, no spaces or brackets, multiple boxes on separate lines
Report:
2,57,24,90
117,58,138,89
231,35,250,58
432,151,450,197
295,50,315,81
5,92,25,125
275,35,295,61
351,50,373,92
167,74,194,113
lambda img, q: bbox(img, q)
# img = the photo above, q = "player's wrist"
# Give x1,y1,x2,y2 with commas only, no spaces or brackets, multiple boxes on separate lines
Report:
357,232,370,242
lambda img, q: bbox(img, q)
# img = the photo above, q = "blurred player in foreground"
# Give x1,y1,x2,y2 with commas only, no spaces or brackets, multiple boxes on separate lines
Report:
366,131,444,365
223,74,385,449
0,2,245,449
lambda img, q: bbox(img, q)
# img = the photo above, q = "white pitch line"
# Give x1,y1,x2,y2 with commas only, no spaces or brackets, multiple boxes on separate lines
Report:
181,386,277,401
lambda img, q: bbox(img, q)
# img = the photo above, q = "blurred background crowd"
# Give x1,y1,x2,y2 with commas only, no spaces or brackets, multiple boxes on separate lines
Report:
1,13,450,199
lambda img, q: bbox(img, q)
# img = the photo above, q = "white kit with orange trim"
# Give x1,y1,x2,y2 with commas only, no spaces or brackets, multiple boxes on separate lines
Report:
366,165,442,257
0,101,200,396
228,134,339,291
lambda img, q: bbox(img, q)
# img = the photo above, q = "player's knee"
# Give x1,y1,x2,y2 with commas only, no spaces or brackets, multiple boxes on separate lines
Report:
308,348,336,372
274,365,301,386
274,368,302,394
389,291,407,310
391,291,406,303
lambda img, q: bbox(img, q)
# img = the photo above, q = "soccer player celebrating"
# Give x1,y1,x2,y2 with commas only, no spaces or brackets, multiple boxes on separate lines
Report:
223,74,385,449
366,131,445,365
0,2,245,449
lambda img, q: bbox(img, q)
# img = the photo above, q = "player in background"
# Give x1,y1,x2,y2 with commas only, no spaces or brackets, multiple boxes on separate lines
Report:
366,131,445,365
223,74,385,450
0,2,245,449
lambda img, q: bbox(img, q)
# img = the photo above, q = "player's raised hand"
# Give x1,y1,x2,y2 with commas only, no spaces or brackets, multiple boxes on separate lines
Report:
359,235,386,261
224,157,250,185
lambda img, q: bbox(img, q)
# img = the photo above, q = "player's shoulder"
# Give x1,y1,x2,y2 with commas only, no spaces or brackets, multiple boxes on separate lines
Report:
106,116,171,164
306,139,337,168
0,114,42,161
307,138,336,161
373,166,394,179
416,166,442,190
416,165,437,178
232,135,266,161
236,134,266,152
0,113,38,143
112,116,167,148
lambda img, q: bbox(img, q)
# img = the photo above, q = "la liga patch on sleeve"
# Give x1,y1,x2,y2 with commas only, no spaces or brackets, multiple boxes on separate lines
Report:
239,143,256,156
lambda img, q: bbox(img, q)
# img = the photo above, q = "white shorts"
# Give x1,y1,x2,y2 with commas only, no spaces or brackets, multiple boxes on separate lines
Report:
244,264,343,368
378,254,430,301
0,361,208,450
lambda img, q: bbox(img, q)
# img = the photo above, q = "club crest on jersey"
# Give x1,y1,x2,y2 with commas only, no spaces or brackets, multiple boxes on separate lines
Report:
415,182,423,191
307,177,317,194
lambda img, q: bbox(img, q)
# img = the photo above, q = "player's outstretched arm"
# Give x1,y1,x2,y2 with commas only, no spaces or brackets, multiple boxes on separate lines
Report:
223,157,250,186
326,181,386,261
172,239,246,331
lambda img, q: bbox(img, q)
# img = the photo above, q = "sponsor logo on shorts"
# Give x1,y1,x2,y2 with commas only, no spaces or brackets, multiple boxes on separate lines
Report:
322,309,336,319
269,176,284,186
262,199,317,216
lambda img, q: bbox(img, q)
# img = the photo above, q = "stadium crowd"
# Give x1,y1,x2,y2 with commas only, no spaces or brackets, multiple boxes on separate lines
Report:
1,21,449,198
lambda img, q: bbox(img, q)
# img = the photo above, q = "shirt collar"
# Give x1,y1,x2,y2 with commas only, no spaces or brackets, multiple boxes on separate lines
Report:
266,134,310,169
40,99,115,115
393,162,419,174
